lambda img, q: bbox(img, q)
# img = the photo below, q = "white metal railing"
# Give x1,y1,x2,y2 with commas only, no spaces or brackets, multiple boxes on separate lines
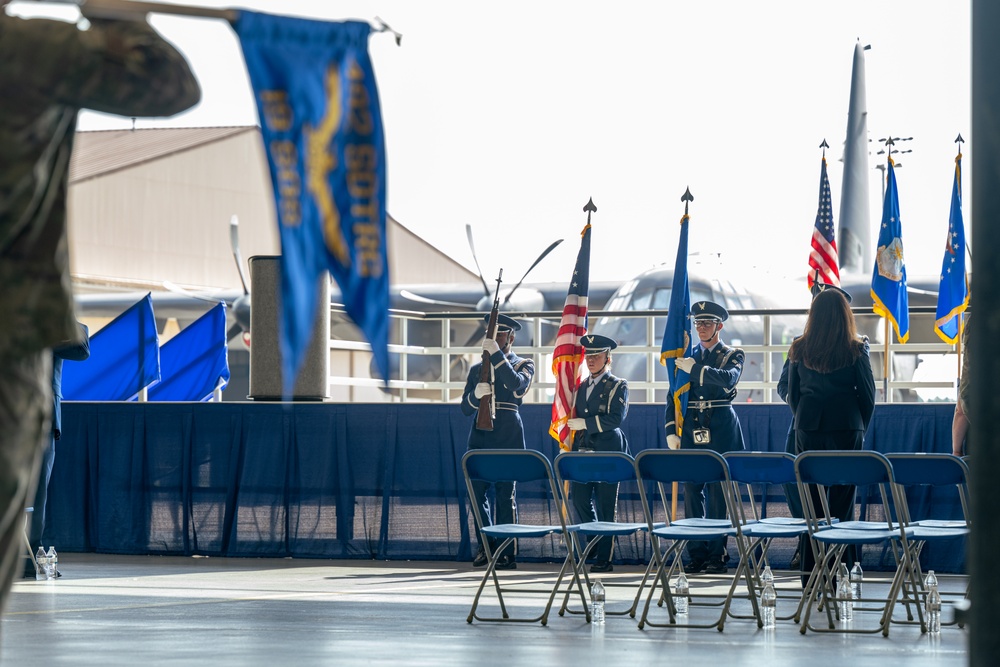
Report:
326,306,962,404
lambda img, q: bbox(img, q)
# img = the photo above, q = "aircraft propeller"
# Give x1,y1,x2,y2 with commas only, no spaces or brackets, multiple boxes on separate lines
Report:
161,214,251,344
228,215,252,341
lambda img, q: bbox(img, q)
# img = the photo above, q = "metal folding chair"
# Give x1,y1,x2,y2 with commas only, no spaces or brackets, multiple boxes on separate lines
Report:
723,451,811,623
886,452,970,630
633,449,760,631
795,450,918,636
553,450,651,618
461,449,587,625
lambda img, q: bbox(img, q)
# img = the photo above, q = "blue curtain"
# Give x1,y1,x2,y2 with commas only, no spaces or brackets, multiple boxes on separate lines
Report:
46,402,964,573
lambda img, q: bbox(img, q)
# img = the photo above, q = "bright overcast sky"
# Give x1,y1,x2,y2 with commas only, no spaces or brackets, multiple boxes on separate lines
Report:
12,1,973,289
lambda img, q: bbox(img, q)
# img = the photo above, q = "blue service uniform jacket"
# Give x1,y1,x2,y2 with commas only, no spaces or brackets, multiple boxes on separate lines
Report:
52,322,90,438
665,341,746,454
573,373,629,453
461,350,535,449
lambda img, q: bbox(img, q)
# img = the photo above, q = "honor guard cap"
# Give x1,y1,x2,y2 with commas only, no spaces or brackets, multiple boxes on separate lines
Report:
484,313,522,332
810,282,853,303
580,334,618,354
691,301,729,322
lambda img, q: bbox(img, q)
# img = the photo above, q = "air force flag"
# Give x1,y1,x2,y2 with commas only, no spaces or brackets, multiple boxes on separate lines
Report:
236,12,389,394
871,159,909,344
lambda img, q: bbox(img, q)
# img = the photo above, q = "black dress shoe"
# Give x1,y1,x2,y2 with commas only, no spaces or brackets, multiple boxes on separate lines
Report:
494,556,517,570
684,560,706,574
590,561,613,573
703,560,728,575
472,549,488,567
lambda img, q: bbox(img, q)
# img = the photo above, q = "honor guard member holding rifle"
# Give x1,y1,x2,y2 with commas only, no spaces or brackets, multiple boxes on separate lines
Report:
666,301,746,574
566,334,629,573
461,314,535,570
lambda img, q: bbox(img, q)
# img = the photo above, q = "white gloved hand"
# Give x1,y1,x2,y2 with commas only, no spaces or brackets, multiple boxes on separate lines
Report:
567,418,586,431
675,356,696,373
473,382,491,399
666,434,681,450
482,338,500,355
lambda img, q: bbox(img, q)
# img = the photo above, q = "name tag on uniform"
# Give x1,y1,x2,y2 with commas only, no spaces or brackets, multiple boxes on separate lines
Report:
692,428,712,445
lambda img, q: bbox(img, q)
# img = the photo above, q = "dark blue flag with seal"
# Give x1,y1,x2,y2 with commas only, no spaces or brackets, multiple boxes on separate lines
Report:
235,12,389,394
871,159,909,344
660,212,692,437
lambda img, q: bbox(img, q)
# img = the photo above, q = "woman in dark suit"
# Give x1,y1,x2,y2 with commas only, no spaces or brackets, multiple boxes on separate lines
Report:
787,286,876,580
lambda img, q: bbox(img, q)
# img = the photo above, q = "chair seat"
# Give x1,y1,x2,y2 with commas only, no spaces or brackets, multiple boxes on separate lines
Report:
908,525,969,540
671,517,740,528
916,519,967,529
741,522,810,539
836,520,900,530
482,524,577,540
651,525,736,540
812,526,912,545
571,520,649,536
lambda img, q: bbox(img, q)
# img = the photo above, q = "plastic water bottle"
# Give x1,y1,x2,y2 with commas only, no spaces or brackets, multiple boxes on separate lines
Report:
46,547,58,579
925,570,941,633
837,562,853,620
34,547,47,581
591,579,606,624
850,561,863,603
761,566,776,629
674,571,689,614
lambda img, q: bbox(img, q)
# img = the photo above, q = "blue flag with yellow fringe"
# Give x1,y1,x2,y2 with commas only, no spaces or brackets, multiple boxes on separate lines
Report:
934,151,969,344
236,12,389,394
660,213,692,437
871,159,909,344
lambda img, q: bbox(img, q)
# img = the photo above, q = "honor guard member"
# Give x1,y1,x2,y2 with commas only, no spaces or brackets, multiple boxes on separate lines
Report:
666,301,746,575
461,314,535,570
565,334,630,573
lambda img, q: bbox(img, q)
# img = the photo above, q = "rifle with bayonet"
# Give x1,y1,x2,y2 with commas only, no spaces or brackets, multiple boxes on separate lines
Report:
476,270,503,431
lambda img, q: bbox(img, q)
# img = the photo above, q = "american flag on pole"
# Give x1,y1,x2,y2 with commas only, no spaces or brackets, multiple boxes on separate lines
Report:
549,210,592,451
807,155,841,290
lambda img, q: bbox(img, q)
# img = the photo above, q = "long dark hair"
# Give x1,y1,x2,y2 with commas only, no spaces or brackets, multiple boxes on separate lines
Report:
788,289,863,373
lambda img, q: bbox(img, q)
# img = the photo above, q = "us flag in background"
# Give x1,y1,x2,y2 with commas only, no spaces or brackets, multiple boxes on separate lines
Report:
549,208,592,452
807,155,841,289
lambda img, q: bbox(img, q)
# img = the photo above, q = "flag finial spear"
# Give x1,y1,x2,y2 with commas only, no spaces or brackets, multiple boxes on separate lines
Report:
681,187,694,216
583,197,597,224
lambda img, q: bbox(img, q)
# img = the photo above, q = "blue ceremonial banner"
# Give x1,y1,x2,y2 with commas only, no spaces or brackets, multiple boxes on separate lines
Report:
235,12,389,394
660,213,692,436
871,159,909,344
934,151,969,344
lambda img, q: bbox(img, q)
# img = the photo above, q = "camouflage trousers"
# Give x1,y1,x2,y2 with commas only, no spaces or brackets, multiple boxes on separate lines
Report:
0,350,51,627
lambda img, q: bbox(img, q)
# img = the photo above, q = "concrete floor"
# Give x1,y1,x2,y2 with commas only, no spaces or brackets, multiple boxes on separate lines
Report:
1,554,968,666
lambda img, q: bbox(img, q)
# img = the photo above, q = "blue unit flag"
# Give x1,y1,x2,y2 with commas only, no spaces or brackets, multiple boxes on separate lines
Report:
62,293,160,401
934,151,969,344
235,12,389,394
871,159,909,344
660,213,692,436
